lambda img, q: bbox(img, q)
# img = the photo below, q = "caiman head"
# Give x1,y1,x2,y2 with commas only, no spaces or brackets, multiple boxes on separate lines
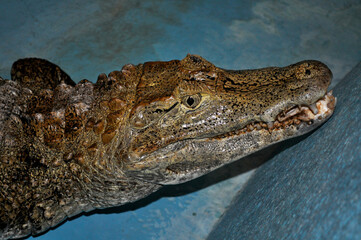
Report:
123,54,335,184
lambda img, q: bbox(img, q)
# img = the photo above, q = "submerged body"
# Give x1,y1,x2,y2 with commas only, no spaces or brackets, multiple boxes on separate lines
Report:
0,55,335,239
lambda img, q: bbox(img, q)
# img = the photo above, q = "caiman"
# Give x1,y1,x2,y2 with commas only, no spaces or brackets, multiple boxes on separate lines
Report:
0,54,336,239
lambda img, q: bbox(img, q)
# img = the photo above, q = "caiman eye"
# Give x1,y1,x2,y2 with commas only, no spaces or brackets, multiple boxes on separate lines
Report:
182,94,202,109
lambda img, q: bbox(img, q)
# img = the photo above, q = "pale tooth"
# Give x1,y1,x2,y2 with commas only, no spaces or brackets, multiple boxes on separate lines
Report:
309,103,318,114
285,107,300,118
277,106,301,122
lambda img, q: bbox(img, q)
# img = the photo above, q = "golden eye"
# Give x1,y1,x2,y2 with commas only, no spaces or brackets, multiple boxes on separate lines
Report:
182,93,202,109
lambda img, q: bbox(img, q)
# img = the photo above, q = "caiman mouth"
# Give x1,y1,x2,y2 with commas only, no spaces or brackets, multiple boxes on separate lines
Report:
128,92,336,186
160,91,336,182
211,91,336,140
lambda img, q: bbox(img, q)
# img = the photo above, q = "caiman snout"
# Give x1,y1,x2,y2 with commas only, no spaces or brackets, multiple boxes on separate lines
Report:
294,60,332,90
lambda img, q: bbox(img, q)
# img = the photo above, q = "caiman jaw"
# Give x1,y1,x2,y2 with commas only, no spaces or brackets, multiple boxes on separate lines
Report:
162,91,336,182
213,91,336,139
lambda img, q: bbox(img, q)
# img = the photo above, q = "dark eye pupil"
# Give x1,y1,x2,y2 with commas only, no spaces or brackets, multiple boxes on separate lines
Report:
187,97,195,106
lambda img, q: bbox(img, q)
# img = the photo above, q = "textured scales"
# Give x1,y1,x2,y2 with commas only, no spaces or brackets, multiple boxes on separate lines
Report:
0,55,335,239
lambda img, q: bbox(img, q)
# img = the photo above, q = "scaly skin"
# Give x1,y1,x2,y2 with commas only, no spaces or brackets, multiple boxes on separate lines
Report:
0,55,335,239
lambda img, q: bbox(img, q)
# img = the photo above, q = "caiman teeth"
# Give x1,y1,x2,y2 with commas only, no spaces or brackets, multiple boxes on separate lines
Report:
211,91,336,139
309,103,318,114
277,106,301,122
